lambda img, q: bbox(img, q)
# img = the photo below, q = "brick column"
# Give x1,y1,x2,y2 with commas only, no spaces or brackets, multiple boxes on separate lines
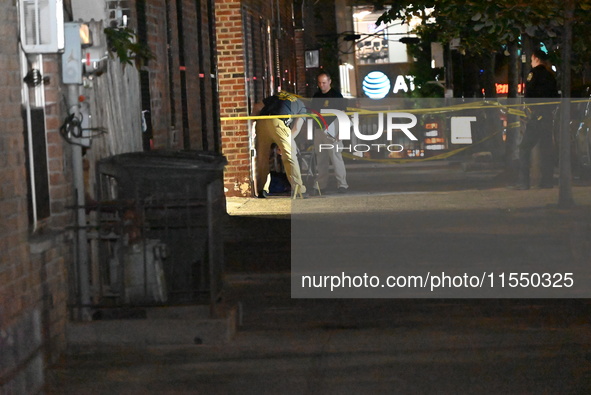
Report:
216,0,251,196
295,29,307,96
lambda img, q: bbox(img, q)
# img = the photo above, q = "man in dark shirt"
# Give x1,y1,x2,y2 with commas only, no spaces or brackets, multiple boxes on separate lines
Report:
311,72,349,194
512,49,559,190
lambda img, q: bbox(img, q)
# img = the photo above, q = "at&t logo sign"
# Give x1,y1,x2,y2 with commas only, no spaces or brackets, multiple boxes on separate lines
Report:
362,71,416,99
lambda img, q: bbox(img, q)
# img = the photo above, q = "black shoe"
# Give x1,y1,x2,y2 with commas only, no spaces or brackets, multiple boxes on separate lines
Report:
257,190,268,198
508,184,529,190
337,187,348,194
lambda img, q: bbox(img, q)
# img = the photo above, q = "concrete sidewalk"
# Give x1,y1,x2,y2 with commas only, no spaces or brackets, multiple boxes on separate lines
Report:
46,280,591,394
46,185,591,394
226,184,591,216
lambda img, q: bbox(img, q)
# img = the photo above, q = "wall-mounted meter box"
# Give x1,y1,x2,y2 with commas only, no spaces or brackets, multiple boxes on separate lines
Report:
19,0,65,53
62,23,83,84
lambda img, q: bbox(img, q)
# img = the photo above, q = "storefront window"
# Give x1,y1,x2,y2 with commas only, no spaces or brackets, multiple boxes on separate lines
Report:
352,6,415,65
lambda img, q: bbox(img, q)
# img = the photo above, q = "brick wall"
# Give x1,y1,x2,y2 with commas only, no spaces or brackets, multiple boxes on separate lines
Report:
295,29,307,96
179,0,203,150
0,3,70,394
197,0,219,151
138,0,220,152
140,0,179,149
44,55,73,230
216,0,250,196
2,0,225,391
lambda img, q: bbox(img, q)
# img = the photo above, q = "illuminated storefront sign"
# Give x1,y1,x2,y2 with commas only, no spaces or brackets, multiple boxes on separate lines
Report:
495,83,524,95
361,69,416,99
362,71,391,99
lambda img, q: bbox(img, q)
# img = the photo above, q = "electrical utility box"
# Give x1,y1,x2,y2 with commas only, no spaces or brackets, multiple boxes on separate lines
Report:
62,22,83,84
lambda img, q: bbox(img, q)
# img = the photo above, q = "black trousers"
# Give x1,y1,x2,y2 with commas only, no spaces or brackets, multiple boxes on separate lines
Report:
518,114,555,187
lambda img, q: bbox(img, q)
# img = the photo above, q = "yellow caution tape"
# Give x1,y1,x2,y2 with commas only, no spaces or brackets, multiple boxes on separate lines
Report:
341,129,502,164
220,98,587,122
219,98,588,164
508,108,526,117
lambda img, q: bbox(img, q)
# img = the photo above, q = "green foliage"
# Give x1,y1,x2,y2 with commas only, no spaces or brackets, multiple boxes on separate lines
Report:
104,27,154,69
376,0,591,72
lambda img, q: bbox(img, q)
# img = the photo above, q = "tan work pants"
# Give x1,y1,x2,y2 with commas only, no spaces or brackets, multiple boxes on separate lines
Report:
255,119,306,195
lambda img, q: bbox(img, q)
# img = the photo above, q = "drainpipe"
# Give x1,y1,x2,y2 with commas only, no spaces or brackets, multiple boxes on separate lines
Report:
67,84,91,321
20,51,38,232
63,21,91,320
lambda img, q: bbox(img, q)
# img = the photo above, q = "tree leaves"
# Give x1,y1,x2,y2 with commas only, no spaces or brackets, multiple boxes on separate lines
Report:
376,0,591,69
370,0,591,83
104,27,154,69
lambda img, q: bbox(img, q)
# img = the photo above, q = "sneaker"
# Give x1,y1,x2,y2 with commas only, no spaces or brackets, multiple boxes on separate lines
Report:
257,190,268,198
337,187,348,194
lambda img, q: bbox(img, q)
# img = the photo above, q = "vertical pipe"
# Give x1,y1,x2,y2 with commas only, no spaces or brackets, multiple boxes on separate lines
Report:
21,50,38,232
68,84,91,320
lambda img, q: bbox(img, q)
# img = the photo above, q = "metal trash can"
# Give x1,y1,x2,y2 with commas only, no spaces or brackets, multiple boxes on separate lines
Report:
96,150,227,306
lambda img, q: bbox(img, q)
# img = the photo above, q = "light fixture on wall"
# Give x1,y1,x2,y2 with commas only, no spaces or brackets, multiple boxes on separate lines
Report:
19,0,65,53
23,69,50,87
79,23,93,47
305,50,319,69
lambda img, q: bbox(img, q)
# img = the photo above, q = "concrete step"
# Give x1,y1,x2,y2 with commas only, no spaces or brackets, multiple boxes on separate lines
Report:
66,305,238,349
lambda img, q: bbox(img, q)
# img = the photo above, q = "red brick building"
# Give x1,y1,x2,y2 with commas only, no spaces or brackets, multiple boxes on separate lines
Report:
134,0,220,152
1,0,342,391
1,0,220,392
0,2,70,392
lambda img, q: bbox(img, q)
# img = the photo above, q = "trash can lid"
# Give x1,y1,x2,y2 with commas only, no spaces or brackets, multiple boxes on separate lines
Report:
99,150,227,170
